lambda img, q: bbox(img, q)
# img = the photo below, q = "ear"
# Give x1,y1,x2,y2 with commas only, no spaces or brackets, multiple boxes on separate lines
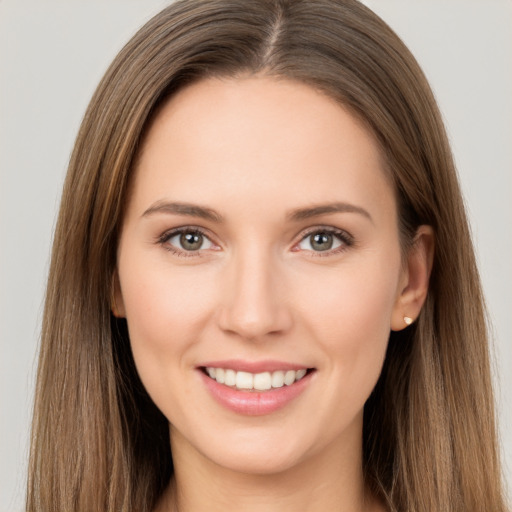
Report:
391,225,435,331
110,269,126,318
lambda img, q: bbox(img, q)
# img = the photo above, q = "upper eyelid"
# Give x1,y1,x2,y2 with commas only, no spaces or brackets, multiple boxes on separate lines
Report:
159,225,214,241
296,225,353,242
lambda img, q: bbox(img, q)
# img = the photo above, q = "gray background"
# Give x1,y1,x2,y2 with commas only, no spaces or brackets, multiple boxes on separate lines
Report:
1,1,510,510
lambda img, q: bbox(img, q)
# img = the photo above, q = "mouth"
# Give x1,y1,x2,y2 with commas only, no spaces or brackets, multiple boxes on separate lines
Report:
201,366,315,392
198,360,316,415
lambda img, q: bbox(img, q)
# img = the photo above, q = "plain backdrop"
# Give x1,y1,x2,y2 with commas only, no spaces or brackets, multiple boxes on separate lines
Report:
1,1,511,510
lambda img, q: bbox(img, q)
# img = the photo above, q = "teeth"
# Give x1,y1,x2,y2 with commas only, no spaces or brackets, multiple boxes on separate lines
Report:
253,372,272,391
235,371,253,389
205,367,309,391
284,370,296,386
271,371,285,388
225,369,236,386
215,368,225,384
296,368,307,380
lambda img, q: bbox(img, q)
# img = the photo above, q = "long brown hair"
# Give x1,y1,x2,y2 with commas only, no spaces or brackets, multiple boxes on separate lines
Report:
27,1,507,511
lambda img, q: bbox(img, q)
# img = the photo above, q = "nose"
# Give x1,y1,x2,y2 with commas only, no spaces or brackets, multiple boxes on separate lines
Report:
217,247,292,341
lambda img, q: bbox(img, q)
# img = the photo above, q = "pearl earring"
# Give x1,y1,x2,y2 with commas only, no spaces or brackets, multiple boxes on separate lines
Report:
404,316,413,326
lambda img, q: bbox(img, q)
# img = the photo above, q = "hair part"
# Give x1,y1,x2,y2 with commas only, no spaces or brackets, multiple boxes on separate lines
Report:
28,1,507,511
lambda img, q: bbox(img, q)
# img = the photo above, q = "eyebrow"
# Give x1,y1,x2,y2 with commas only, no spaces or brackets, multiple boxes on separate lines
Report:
142,201,223,222
287,202,373,224
142,200,373,224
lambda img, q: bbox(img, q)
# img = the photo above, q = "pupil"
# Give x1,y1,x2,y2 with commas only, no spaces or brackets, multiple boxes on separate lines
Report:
180,232,202,250
311,233,333,251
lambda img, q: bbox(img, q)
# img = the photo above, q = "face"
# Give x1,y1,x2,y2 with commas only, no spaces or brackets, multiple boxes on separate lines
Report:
115,76,410,475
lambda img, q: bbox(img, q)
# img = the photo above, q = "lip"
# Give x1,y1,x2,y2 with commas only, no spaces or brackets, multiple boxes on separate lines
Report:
198,359,309,373
198,364,315,416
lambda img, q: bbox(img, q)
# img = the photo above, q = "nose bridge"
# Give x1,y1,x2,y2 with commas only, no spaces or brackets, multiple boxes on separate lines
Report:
218,241,290,339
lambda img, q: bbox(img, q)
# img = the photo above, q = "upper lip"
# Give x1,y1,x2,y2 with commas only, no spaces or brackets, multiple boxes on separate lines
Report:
198,359,312,373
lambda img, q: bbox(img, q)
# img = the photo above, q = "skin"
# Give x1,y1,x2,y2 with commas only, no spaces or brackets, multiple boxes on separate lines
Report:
114,76,433,512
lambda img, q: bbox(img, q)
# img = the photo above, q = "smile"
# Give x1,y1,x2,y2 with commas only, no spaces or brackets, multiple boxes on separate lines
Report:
199,362,315,415
204,367,308,391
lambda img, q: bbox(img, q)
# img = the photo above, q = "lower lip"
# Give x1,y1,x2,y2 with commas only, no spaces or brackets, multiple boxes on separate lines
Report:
200,370,313,416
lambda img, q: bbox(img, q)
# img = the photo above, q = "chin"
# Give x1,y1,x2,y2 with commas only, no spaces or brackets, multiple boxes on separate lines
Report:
204,445,305,476
181,422,327,477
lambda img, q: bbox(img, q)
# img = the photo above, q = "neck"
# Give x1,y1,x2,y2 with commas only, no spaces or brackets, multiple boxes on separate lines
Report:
156,422,383,512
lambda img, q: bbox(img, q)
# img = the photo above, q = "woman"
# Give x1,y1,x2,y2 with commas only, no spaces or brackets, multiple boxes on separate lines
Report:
27,0,508,511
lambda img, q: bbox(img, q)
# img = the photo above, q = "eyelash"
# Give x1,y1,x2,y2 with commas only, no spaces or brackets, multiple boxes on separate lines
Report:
157,226,354,257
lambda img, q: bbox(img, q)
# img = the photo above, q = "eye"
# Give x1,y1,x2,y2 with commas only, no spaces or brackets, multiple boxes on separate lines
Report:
161,228,215,254
296,228,352,253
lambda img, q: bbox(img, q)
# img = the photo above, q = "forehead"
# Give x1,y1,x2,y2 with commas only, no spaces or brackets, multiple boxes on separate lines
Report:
129,76,396,223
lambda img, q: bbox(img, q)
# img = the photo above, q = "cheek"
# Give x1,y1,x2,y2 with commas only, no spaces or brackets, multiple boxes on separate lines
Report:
118,260,224,426
118,257,218,375
294,255,400,391
296,254,399,333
